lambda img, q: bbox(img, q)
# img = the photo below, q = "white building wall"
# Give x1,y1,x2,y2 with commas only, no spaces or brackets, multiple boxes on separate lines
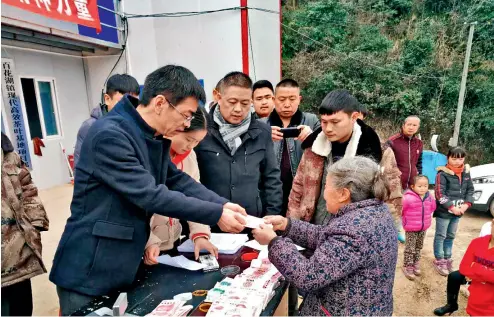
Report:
83,55,127,110
2,48,90,189
248,0,281,85
122,0,244,102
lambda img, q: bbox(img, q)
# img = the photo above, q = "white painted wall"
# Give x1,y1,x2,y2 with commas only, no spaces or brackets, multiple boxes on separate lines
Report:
122,0,280,101
248,0,281,85
122,0,244,102
83,55,127,110
2,48,90,189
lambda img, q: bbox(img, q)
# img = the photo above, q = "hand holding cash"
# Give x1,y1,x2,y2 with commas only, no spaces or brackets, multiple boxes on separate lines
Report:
252,224,278,245
263,215,288,231
240,215,273,229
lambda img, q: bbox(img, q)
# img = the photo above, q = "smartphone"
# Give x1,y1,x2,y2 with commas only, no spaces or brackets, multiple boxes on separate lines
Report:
280,127,301,138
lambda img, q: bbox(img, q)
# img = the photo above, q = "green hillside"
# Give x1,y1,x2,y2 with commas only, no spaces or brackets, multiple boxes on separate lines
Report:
281,0,494,164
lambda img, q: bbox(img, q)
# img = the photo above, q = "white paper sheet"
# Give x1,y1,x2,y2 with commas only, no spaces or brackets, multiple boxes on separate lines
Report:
178,233,249,254
243,239,305,251
241,215,273,229
157,255,206,271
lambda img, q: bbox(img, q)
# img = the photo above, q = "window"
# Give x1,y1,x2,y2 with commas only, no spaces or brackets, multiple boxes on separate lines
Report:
20,78,61,139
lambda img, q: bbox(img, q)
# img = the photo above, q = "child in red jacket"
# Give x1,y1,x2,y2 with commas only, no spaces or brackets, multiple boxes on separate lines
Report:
459,219,494,316
402,175,436,280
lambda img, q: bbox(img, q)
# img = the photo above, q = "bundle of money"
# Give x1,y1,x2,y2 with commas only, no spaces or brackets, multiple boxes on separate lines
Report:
205,259,284,317
146,300,185,316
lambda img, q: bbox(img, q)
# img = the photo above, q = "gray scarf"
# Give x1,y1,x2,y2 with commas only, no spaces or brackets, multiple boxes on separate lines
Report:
213,106,251,155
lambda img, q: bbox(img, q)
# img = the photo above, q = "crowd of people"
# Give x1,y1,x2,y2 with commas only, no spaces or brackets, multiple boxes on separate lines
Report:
1,65,493,316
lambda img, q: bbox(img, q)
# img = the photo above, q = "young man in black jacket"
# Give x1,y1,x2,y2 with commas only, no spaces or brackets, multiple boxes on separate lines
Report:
195,72,283,230
50,66,247,315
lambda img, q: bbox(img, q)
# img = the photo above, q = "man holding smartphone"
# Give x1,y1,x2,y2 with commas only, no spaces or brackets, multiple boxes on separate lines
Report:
260,79,320,216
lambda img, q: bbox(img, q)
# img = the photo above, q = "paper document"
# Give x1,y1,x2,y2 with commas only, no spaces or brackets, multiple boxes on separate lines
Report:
178,233,248,254
157,255,206,271
244,239,305,251
241,215,273,229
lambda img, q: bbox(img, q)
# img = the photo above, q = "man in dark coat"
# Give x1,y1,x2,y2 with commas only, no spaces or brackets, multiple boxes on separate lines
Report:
195,72,283,229
260,79,320,216
384,116,423,190
50,66,247,315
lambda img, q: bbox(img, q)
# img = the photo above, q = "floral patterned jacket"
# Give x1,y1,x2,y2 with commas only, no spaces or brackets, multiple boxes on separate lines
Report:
268,199,397,316
1,137,49,287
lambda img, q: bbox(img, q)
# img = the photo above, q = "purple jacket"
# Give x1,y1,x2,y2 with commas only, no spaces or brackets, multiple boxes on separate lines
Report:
268,199,397,316
402,190,436,232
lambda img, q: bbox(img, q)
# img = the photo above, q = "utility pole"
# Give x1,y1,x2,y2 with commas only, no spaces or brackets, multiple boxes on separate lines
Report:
450,22,476,147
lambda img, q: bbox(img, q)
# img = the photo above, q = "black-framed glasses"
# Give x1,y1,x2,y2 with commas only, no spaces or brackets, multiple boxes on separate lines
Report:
167,99,194,123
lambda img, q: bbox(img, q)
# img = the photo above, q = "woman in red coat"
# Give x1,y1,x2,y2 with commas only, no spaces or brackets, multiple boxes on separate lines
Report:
459,219,494,316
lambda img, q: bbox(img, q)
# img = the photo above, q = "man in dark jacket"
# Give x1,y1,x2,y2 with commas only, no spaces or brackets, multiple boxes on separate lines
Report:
50,66,247,315
73,74,140,167
195,72,282,228
252,80,275,119
260,79,320,216
384,116,423,190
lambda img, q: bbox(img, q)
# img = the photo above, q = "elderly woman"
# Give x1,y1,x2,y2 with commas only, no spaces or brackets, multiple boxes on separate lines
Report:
253,156,398,316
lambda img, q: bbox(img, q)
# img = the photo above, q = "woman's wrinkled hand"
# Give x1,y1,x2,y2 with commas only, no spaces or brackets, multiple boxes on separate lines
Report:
263,215,288,231
253,224,278,245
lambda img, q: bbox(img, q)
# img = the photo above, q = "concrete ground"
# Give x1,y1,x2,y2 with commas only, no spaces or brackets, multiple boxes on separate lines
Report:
33,184,73,316
32,185,492,316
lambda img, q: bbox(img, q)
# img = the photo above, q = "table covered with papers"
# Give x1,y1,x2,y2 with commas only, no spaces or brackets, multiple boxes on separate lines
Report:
70,244,289,316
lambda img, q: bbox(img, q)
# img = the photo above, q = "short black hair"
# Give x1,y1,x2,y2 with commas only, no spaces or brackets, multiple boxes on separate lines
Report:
106,74,140,97
219,71,252,92
253,80,274,95
140,65,206,106
214,78,223,91
276,78,299,89
359,104,369,118
319,89,360,116
447,146,467,159
185,106,208,132
412,174,429,185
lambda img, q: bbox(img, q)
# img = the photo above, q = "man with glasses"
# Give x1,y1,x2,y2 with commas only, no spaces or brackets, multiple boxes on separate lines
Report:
195,72,283,232
50,66,248,315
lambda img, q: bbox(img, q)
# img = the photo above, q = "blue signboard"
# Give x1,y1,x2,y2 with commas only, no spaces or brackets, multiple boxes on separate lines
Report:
2,59,32,168
78,0,119,44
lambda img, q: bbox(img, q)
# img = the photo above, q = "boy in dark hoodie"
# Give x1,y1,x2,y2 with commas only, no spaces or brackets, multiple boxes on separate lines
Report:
73,74,140,167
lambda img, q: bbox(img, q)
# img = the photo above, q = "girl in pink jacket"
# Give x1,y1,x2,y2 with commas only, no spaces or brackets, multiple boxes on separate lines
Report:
402,175,437,280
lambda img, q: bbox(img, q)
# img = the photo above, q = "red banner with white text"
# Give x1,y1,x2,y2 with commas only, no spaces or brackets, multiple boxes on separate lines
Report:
3,0,101,32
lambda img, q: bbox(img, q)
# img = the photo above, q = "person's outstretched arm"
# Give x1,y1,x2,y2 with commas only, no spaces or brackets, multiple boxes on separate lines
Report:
91,130,225,226
268,230,364,292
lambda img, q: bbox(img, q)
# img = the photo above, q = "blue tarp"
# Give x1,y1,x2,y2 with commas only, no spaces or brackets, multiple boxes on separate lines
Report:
422,150,447,184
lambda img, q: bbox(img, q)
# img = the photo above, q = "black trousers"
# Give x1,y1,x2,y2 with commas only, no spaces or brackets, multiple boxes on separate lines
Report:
57,286,97,316
1,279,33,316
288,282,299,316
447,270,467,295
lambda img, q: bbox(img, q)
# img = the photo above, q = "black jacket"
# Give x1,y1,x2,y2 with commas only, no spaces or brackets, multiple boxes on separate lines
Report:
50,95,227,297
195,105,283,222
260,110,320,176
434,165,475,219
